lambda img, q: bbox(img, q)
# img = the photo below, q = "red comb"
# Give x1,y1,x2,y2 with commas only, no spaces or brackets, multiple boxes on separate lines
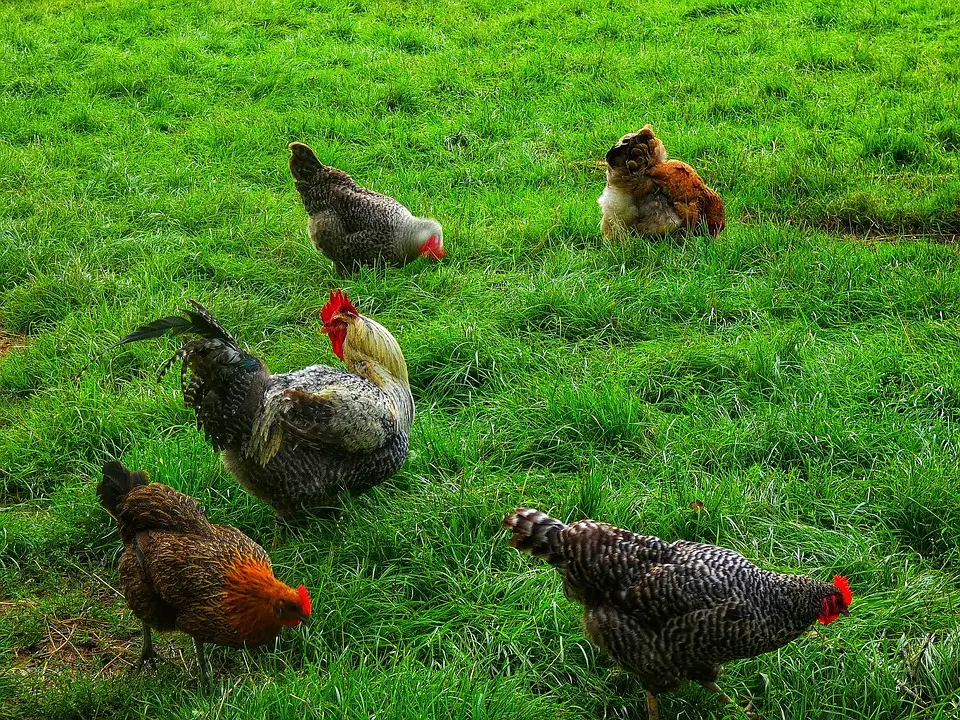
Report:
833,575,852,605
297,584,312,616
321,289,358,324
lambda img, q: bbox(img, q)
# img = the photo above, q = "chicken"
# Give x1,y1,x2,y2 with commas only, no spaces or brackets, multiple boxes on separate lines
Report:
97,461,311,684
503,508,853,719
112,290,414,520
598,125,726,240
289,142,445,277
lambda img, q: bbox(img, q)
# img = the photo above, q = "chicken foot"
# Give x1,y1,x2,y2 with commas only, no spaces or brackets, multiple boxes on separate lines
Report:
700,682,756,719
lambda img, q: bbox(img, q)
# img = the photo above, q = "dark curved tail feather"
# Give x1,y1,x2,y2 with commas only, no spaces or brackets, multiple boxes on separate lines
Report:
113,300,239,350
98,461,150,518
76,301,235,381
503,508,569,567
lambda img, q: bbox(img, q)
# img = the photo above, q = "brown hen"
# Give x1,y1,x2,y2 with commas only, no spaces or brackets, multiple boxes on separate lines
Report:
598,125,725,240
98,461,311,684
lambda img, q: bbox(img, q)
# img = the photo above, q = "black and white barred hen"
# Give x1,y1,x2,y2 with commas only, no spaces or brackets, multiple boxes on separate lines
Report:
503,509,852,719
289,142,444,277
114,291,414,520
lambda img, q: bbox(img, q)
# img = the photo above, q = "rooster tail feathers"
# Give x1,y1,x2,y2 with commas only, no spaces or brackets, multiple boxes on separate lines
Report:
184,300,240,347
503,508,569,567
111,314,194,347
289,142,325,183
98,461,150,517
113,301,239,351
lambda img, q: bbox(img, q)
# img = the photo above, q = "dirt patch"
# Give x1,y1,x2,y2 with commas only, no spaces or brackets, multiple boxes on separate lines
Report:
10,615,134,680
848,232,960,248
802,213,960,239
0,330,26,358
737,212,960,246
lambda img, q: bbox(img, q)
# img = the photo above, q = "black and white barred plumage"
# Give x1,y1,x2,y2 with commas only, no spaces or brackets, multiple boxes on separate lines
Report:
503,508,850,713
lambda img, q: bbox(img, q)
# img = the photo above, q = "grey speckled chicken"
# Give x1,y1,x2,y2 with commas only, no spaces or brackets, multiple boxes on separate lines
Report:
113,290,414,520
503,508,853,720
289,142,445,277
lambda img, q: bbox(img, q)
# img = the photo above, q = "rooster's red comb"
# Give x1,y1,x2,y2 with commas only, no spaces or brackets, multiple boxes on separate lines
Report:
833,575,852,605
321,289,358,324
297,584,312,617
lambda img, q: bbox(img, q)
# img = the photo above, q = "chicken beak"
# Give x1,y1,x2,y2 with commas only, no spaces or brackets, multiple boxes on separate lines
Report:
299,614,311,626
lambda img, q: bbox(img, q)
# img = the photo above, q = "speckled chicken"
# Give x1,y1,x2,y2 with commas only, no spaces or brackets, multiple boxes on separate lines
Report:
503,509,852,719
289,142,445,277
598,125,726,240
98,461,311,684
113,290,414,519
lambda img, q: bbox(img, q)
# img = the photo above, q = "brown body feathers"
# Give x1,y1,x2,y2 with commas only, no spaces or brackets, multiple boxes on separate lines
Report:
98,462,310,682
598,125,725,240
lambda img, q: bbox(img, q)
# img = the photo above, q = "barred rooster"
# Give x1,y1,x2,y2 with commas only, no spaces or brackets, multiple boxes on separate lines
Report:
599,125,725,240
289,142,445,277
503,509,852,719
113,290,414,519
98,461,311,684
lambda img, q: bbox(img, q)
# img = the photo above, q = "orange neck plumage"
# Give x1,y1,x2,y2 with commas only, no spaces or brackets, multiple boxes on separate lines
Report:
221,557,303,645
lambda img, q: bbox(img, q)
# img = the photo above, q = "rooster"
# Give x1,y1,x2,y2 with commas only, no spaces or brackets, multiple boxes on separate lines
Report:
113,290,414,519
289,142,445,277
503,508,852,719
598,125,725,240
97,461,311,684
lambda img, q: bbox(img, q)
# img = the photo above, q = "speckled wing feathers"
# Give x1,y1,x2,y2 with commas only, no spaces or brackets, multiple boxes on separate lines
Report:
289,142,432,274
131,525,267,611
116,484,213,542
248,367,398,464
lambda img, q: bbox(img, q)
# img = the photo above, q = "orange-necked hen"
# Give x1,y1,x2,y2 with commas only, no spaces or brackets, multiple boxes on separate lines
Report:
98,461,311,684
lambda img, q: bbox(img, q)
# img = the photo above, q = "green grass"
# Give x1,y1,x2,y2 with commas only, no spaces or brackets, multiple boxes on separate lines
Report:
2,0,960,717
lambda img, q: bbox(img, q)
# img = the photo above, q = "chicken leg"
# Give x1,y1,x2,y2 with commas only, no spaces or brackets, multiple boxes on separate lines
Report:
195,638,211,686
137,622,157,670
645,692,659,720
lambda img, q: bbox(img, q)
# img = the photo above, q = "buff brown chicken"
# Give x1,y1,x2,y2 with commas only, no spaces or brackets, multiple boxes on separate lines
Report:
98,461,311,685
112,290,414,520
598,125,726,240
289,142,445,277
503,508,852,720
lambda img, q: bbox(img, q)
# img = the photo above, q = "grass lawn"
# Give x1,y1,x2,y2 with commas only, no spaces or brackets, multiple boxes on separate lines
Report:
2,0,960,717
